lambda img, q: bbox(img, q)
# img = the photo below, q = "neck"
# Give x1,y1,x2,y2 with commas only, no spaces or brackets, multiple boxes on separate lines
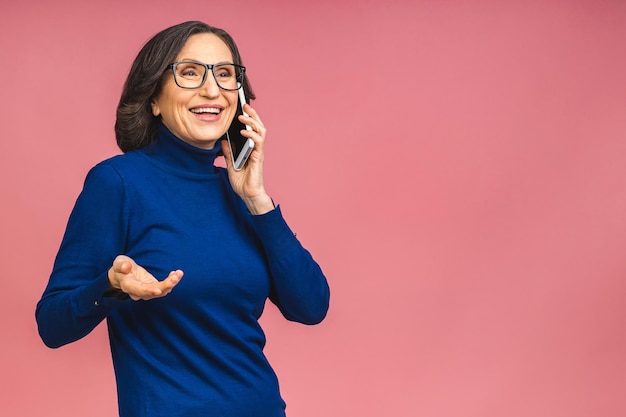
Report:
142,124,223,176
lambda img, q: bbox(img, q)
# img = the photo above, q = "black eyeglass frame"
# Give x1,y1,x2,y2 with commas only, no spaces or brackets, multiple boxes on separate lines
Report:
169,61,246,91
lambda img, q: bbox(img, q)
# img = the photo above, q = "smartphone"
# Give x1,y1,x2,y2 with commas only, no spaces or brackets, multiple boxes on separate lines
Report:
228,84,254,171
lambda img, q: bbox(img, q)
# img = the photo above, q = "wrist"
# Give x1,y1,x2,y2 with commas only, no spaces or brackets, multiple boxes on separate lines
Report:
107,266,120,290
244,193,275,215
104,267,128,299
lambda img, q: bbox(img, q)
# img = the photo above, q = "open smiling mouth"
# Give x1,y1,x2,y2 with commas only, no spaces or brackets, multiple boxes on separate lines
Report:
189,108,221,115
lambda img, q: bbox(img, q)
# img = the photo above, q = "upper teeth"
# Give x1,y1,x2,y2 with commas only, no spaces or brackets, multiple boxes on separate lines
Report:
191,108,220,114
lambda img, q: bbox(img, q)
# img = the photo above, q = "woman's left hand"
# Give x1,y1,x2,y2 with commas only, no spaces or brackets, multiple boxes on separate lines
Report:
222,103,275,215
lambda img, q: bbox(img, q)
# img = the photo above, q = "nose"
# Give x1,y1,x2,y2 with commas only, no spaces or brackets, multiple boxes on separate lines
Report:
199,71,221,98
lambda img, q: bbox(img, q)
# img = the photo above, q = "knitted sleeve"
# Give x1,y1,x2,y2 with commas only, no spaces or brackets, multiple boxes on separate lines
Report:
36,161,129,348
250,206,330,325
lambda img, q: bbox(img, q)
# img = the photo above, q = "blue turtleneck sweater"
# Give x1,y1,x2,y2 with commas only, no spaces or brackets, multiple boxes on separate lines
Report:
36,125,330,417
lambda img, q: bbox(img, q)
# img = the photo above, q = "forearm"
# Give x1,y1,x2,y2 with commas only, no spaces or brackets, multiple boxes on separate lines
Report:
267,246,330,324
35,270,123,348
36,162,129,348
251,206,330,324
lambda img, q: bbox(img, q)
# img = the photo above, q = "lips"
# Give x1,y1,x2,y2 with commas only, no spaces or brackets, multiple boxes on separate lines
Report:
189,105,224,122
189,107,221,115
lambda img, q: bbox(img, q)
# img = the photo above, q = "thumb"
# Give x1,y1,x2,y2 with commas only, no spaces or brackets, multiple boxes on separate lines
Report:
113,255,134,274
222,139,233,168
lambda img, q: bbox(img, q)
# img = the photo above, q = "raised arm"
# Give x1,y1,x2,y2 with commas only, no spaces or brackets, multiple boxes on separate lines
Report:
221,103,330,323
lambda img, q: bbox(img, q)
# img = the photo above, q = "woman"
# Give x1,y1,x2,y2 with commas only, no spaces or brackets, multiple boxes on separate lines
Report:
36,21,330,417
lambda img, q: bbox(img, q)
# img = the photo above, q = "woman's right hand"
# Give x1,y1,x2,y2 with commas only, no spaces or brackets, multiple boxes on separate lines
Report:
108,255,183,301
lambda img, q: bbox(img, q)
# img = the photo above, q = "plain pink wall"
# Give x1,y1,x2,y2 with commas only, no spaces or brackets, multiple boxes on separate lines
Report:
2,1,626,416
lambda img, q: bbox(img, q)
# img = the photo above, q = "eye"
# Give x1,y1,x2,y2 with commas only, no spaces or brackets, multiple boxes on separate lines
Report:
176,63,203,78
215,65,235,79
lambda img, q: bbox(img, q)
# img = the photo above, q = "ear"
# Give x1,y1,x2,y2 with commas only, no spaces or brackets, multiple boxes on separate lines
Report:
151,99,161,117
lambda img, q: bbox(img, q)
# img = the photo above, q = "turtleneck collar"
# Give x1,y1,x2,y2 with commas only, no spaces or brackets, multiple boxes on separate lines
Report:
142,124,223,176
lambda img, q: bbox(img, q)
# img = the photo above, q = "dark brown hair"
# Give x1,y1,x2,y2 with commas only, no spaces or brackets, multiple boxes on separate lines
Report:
115,21,255,152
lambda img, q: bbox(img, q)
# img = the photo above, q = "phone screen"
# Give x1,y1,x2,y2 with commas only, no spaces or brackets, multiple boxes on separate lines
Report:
227,86,254,170
228,103,248,160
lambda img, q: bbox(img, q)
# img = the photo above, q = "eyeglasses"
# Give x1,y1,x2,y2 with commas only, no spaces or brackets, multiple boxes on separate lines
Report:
169,61,246,90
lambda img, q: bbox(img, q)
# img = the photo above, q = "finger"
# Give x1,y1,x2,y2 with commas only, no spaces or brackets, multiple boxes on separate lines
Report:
238,117,267,153
127,287,167,301
125,281,168,301
239,116,266,137
239,105,266,137
127,286,163,301
238,115,256,136
221,138,231,159
162,270,184,288
221,139,235,171
243,103,264,126
153,270,184,297
124,284,162,301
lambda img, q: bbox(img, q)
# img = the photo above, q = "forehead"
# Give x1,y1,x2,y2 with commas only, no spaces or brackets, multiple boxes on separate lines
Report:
176,33,233,63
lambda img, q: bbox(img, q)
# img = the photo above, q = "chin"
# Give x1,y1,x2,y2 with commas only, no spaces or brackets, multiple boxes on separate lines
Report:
193,128,227,142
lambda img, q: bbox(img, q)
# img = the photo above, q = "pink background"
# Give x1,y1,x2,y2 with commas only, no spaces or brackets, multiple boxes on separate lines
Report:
2,1,626,416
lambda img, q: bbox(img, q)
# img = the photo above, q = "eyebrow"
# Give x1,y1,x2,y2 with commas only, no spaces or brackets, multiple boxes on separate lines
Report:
177,58,235,65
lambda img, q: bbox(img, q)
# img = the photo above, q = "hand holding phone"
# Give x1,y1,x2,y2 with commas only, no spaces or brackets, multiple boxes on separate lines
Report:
228,84,255,171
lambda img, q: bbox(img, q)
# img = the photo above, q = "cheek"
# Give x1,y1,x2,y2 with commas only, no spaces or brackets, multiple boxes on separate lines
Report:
157,84,191,116
226,94,239,114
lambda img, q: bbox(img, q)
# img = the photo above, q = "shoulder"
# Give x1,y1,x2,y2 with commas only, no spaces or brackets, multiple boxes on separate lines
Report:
94,151,145,171
83,152,146,192
87,151,146,179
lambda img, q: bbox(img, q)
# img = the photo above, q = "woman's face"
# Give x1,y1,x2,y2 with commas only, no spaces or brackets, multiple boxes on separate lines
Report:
151,33,239,149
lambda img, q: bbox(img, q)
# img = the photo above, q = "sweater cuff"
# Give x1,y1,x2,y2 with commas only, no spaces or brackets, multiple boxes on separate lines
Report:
249,205,299,259
76,271,127,316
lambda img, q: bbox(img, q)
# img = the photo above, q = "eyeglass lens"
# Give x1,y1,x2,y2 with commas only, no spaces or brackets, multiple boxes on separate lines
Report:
173,62,243,90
